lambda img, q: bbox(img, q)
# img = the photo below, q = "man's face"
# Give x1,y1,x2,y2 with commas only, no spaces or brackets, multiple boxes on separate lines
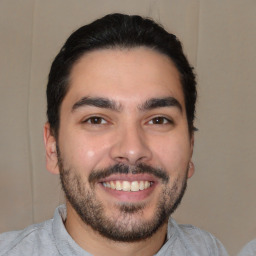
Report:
45,47,194,241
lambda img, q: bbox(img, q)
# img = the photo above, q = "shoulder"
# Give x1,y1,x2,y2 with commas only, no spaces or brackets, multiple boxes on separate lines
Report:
238,238,256,256
0,219,56,256
179,224,226,250
168,219,229,256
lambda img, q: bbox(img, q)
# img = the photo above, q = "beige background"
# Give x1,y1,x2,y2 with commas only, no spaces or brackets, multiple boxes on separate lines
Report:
0,1,255,255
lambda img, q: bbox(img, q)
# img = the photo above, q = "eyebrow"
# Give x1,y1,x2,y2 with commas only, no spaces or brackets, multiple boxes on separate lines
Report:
72,96,182,113
72,97,121,112
139,97,182,112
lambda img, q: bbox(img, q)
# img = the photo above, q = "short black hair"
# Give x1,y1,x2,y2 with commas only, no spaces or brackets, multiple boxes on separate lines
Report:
47,13,197,137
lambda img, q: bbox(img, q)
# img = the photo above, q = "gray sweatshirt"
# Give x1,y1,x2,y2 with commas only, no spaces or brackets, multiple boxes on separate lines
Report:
237,239,256,256
0,205,228,256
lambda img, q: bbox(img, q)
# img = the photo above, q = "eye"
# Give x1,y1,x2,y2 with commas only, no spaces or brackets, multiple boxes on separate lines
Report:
83,116,108,125
148,116,173,125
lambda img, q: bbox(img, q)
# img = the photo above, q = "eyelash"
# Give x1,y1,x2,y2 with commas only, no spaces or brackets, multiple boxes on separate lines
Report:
83,116,108,125
147,116,173,125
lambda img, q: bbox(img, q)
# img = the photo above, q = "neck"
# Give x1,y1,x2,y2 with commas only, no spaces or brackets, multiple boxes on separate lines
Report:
65,202,168,256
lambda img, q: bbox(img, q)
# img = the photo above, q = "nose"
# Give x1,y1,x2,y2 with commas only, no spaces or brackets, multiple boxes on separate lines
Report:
109,123,152,165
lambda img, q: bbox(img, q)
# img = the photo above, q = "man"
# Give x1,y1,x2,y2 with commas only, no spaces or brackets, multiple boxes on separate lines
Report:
0,13,228,256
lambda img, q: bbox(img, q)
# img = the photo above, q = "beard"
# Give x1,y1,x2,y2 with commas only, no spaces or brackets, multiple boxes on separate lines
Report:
58,150,188,242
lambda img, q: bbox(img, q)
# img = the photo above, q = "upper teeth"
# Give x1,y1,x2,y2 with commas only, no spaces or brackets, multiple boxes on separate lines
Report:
102,180,151,192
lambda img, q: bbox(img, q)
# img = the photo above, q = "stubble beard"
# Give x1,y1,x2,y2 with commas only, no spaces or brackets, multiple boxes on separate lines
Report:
58,153,188,242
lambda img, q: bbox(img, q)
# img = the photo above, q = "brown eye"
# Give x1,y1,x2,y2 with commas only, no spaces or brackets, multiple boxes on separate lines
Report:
149,117,171,125
84,117,107,124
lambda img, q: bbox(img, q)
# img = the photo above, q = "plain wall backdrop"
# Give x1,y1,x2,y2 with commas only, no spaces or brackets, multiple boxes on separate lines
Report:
0,1,255,255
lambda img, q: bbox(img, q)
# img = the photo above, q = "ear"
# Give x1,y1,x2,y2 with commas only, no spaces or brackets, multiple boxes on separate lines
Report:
187,161,195,179
187,133,195,179
44,123,59,174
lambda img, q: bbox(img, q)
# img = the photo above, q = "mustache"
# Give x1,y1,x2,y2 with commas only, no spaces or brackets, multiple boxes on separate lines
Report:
88,163,169,184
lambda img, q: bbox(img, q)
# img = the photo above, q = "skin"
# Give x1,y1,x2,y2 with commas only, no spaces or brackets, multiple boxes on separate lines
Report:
44,47,195,256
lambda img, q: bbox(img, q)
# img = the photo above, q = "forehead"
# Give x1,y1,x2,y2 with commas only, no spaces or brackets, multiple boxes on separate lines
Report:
64,47,185,109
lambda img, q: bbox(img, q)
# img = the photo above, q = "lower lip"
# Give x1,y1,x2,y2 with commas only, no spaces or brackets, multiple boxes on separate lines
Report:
98,182,157,202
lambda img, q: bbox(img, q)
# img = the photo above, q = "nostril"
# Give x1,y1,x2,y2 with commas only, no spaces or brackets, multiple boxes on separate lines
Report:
115,156,129,164
114,155,149,166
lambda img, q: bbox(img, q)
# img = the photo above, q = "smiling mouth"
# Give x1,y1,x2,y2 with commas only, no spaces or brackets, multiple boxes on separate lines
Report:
102,180,154,192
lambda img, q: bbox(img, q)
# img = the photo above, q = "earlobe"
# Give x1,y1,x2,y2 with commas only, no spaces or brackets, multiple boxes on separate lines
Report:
187,161,195,179
44,123,60,175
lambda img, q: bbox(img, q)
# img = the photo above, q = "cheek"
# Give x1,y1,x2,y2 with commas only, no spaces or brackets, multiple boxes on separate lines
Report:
151,134,191,171
58,130,112,170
